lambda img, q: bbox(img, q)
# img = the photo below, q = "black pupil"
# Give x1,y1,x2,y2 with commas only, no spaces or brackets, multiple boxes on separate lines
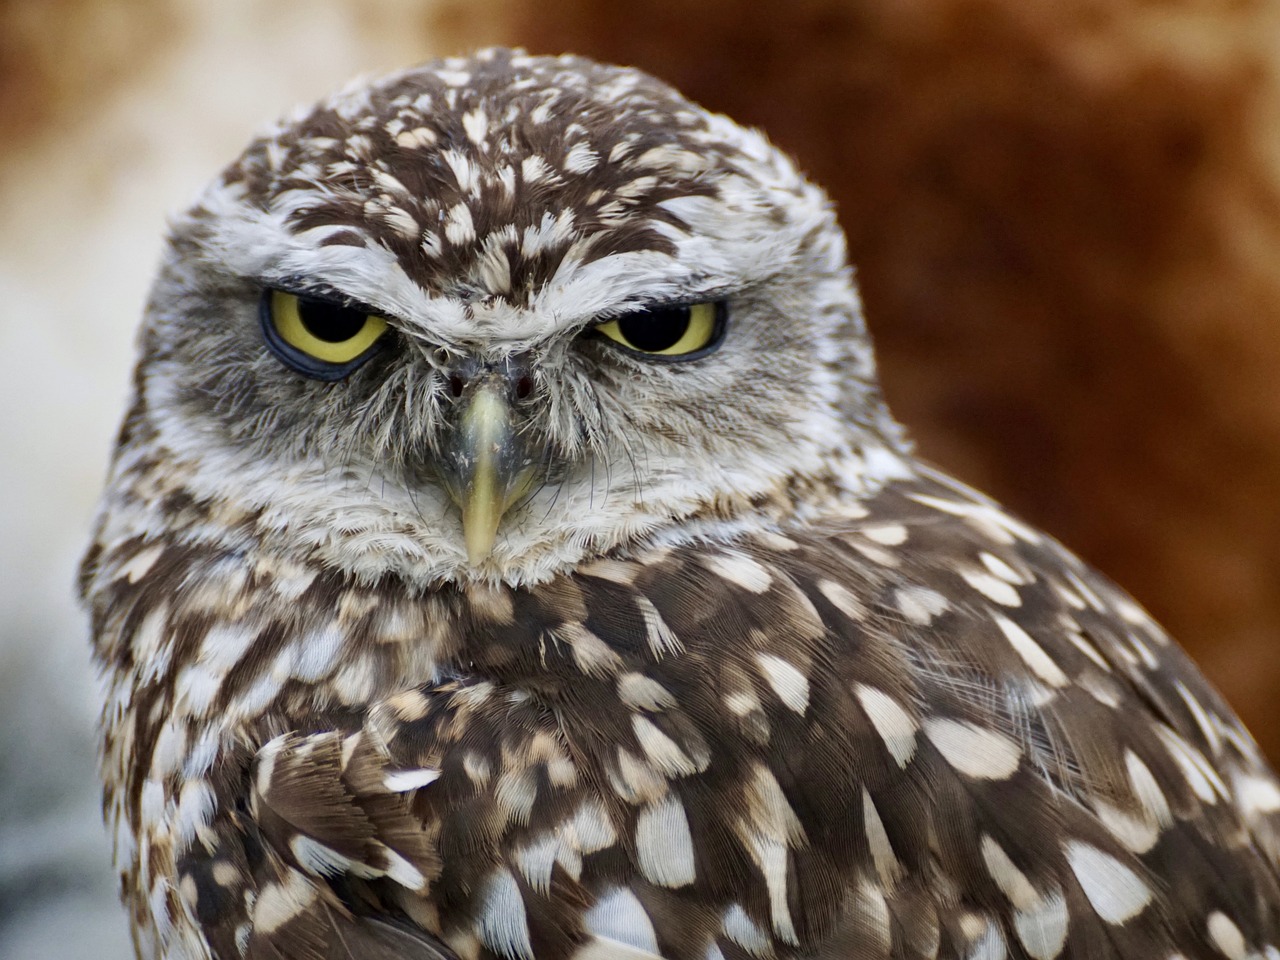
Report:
618,306,691,352
298,298,367,342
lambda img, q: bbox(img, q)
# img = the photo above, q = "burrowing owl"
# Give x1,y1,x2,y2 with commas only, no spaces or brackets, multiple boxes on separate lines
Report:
80,49,1280,960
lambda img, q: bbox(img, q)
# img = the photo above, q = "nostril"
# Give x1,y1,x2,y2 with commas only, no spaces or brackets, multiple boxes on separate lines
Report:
515,374,533,400
448,374,466,398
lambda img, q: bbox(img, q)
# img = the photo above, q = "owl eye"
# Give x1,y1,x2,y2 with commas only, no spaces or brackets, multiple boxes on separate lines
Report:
260,289,389,380
594,302,726,359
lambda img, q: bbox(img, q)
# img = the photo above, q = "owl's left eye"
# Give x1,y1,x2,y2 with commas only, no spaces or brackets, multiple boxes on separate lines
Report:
594,302,726,360
260,289,389,381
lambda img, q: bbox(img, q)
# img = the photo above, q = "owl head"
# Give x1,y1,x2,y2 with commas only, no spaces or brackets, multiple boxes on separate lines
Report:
121,48,907,586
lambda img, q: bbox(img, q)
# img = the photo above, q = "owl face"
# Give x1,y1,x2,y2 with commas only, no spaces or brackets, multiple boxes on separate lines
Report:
129,50,903,585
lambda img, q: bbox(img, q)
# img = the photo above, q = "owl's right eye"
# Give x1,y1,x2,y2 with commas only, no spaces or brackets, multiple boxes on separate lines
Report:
260,289,389,381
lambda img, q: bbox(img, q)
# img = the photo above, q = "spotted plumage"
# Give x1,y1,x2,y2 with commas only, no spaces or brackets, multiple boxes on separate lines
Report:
81,49,1280,960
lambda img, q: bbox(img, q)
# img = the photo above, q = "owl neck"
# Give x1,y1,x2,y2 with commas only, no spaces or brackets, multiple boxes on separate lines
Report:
89,408,914,591
87,437,911,599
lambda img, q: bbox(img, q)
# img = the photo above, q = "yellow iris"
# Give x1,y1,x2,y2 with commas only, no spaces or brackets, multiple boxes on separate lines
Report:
596,302,721,357
268,290,388,365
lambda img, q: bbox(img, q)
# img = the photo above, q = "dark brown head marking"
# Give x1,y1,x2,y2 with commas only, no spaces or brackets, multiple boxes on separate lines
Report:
221,49,755,305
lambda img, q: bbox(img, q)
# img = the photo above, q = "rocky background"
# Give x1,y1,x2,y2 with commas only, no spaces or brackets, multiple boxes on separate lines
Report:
4,1,1278,955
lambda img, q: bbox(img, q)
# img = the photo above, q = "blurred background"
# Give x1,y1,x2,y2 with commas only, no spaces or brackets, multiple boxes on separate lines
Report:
3,0,1279,955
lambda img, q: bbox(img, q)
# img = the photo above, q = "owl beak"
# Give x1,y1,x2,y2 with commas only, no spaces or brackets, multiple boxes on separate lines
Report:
440,375,538,565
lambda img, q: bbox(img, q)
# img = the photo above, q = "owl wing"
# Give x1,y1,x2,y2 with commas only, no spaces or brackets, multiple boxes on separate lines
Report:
174,726,455,960
188,469,1280,960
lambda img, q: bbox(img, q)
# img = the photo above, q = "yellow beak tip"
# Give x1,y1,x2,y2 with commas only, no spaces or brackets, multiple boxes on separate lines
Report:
464,529,497,565
461,499,503,566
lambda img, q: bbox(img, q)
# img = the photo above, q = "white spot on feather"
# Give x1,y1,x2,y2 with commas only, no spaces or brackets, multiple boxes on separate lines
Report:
924,719,1021,780
981,835,1038,909
476,868,533,960
966,915,1007,960
1175,681,1222,754
495,768,538,823
995,615,1068,687
1065,841,1152,924
584,887,658,953
1094,799,1160,855
254,871,318,933
741,763,807,846
514,834,559,895
475,241,512,294
175,663,222,716
1014,889,1069,960
570,798,618,853
436,68,470,86
521,154,551,183
150,719,188,778
819,579,867,620
1237,773,1280,815
1064,569,1106,612
462,106,488,146
980,551,1025,583
565,141,600,173
755,653,810,715
609,747,666,804
1064,623,1110,670
855,684,918,768
445,202,476,245
395,126,437,149
139,778,165,832
1207,911,1247,960
862,789,901,885
183,726,219,779
962,569,1022,607
441,149,478,195
862,523,908,545
381,206,419,240
521,209,575,256
1156,726,1228,804
561,623,624,678
853,880,892,953
133,603,171,676
751,836,797,944
722,904,770,954
290,835,354,877
617,672,676,712
636,794,696,887
383,767,442,792
636,597,682,658
119,544,164,582
894,585,950,625
383,850,426,890
1126,751,1174,827
229,673,281,720
908,493,1043,544
632,715,701,776
290,623,343,681
707,552,772,593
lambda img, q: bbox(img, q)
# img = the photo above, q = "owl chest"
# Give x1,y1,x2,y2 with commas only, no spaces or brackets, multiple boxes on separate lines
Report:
98,532,913,959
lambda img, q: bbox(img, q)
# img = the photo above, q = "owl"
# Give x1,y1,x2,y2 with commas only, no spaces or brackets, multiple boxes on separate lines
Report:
80,49,1280,960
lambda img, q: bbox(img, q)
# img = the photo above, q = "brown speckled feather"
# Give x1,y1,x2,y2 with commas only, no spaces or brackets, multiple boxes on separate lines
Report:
83,469,1280,959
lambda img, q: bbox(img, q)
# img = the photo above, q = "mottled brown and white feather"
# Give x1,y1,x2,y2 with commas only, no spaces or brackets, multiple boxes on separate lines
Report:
83,466,1280,959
